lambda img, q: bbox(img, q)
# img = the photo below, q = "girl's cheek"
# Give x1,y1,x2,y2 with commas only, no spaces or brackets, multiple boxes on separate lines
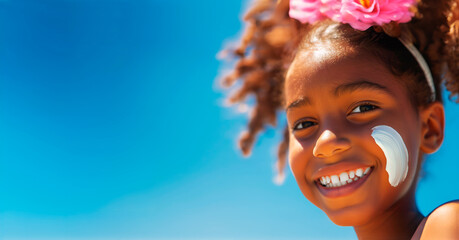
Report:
288,138,319,203
371,125,409,187
288,136,314,180
288,137,306,170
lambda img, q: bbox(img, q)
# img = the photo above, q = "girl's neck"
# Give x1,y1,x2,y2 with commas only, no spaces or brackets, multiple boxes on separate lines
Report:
353,191,424,240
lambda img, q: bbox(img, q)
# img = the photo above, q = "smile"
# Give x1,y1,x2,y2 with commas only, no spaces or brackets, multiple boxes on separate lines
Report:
318,167,371,188
315,166,374,198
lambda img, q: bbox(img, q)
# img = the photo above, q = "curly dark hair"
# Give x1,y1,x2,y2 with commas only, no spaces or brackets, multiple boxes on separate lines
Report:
219,0,459,182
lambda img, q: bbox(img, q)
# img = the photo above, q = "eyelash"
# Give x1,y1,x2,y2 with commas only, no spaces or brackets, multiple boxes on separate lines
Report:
350,102,379,114
293,120,317,131
292,102,379,131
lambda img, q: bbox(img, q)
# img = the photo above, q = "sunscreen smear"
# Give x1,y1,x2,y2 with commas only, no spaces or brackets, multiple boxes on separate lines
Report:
371,125,409,187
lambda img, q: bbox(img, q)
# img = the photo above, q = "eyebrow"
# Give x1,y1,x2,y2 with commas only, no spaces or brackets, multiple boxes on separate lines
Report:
286,80,391,111
286,97,311,111
334,80,390,97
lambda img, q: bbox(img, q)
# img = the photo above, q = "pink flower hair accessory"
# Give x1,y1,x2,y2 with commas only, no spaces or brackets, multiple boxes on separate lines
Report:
289,0,326,24
289,0,417,30
341,0,416,31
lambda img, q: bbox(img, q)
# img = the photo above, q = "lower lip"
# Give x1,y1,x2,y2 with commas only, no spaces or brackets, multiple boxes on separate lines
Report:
315,168,373,198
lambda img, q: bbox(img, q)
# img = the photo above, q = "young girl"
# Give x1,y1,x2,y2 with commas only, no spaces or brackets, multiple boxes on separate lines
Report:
220,0,459,239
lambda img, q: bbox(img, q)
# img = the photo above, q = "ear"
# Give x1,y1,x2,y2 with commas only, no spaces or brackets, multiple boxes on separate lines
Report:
419,102,445,154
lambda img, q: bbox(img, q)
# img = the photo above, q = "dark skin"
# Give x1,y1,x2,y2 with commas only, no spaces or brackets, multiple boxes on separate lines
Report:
284,40,451,239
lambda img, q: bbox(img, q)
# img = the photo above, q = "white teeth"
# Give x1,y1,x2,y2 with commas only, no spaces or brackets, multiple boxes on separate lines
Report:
318,167,373,188
339,172,349,184
364,167,370,175
330,175,339,184
320,177,326,185
349,170,355,179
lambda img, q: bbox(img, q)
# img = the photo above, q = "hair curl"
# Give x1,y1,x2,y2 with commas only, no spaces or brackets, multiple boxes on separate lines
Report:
219,0,459,181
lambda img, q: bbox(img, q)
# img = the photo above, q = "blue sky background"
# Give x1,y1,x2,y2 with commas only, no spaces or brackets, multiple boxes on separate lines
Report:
0,0,458,239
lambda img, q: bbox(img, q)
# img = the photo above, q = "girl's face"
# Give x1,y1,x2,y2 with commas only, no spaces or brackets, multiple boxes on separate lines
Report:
285,42,423,226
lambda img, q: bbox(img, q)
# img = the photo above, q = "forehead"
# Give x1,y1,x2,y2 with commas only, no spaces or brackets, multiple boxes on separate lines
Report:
284,43,403,104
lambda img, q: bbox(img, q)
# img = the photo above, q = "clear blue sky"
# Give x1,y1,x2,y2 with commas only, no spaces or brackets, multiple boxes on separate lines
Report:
0,0,458,239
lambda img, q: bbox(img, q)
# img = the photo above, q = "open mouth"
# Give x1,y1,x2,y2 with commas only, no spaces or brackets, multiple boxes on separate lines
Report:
315,167,374,198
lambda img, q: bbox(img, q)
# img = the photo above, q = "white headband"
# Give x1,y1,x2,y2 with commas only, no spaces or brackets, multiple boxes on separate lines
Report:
398,33,436,102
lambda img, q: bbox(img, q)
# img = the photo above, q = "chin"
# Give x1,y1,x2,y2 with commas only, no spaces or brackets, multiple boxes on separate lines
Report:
322,203,378,227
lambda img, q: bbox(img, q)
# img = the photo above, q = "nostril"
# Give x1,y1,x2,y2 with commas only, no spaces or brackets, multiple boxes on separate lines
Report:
313,142,351,158
315,153,325,158
332,148,342,154
315,149,342,158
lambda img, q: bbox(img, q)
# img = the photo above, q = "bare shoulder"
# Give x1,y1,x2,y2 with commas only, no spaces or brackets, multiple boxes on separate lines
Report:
420,200,459,240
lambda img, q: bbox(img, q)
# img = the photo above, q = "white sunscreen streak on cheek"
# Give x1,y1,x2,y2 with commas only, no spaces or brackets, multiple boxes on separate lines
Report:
371,125,409,187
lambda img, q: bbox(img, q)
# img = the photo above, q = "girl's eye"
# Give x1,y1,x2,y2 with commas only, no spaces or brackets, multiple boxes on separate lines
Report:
293,121,317,131
351,103,379,114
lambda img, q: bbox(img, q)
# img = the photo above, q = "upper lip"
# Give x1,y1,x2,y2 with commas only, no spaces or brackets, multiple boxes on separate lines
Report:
311,161,373,181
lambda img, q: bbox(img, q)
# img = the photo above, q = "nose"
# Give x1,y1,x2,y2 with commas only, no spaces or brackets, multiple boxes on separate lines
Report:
313,130,351,158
